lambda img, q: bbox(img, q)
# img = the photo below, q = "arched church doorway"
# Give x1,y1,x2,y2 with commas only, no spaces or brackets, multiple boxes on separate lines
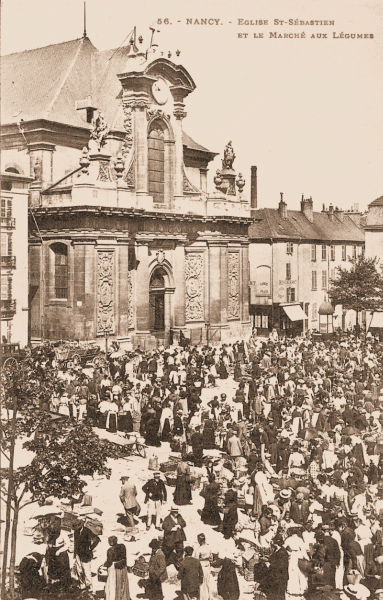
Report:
149,267,166,331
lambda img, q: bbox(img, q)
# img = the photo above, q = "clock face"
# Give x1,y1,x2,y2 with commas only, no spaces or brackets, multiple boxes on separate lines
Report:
152,78,170,105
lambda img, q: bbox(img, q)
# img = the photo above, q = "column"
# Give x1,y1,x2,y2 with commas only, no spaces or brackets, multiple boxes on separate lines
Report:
173,244,186,327
173,103,187,201
135,241,150,332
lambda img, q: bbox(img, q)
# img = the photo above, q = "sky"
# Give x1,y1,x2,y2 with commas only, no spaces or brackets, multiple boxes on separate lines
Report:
2,0,383,212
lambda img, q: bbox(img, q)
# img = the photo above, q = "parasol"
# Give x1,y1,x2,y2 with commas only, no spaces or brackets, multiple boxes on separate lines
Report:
110,350,125,358
342,426,360,436
32,505,62,519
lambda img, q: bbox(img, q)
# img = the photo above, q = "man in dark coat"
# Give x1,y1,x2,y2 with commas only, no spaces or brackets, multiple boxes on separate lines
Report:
143,472,167,530
178,546,203,600
191,425,204,467
162,506,187,567
267,540,289,600
148,539,167,600
290,493,310,525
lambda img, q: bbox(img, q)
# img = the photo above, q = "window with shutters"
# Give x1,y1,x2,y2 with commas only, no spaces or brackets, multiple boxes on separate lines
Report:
286,263,291,280
286,287,296,303
322,270,327,289
352,245,357,259
330,245,335,261
321,245,327,260
311,271,317,290
312,303,318,321
311,245,316,262
51,243,68,299
342,245,347,261
1,275,9,300
286,242,293,255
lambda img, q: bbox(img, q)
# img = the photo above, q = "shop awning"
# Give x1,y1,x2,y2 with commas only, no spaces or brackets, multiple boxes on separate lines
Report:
369,312,383,328
282,304,307,321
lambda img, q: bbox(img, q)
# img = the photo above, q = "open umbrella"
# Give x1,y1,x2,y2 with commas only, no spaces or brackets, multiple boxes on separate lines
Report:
32,505,62,519
110,350,125,358
342,426,360,436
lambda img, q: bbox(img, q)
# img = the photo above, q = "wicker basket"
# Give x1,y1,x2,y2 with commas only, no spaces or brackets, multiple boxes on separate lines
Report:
160,461,178,473
132,556,149,578
165,473,177,486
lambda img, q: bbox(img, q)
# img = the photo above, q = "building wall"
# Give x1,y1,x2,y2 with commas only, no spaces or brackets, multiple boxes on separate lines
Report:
249,238,363,333
1,177,30,346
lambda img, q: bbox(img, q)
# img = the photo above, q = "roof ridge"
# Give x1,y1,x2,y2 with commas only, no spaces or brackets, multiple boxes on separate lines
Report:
2,37,85,58
45,38,86,119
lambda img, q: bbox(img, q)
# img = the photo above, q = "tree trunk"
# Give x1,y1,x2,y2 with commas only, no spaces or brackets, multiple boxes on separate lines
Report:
356,310,360,337
8,502,19,600
1,397,17,599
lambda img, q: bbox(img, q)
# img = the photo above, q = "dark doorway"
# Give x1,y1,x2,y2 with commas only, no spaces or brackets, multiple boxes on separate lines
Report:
149,268,166,331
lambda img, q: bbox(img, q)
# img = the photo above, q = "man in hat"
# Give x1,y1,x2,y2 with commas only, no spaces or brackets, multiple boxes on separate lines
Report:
177,546,203,600
119,475,140,529
162,506,187,568
143,472,167,531
148,539,167,600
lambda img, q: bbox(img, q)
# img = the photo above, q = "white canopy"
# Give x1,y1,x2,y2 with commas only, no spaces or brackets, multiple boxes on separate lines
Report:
282,304,307,322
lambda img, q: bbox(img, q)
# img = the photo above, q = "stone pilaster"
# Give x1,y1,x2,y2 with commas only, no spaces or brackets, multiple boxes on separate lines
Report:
173,244,186,328
173,102,187,201
135,241,150,332
208,243,222,325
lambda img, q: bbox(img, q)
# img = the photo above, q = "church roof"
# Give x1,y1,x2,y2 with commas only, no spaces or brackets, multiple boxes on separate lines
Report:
249,207,365,243
1,37,215,157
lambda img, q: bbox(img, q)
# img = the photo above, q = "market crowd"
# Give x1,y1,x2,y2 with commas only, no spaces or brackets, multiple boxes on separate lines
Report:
15,328,383,600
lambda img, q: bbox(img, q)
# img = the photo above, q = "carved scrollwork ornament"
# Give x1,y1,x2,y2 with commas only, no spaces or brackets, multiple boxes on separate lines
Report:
228,252,240,318
185,253,204,321
97,251,115,334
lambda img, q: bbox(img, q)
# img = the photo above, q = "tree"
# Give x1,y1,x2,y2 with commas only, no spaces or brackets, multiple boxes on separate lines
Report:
1,355,119,599
328,255,383,333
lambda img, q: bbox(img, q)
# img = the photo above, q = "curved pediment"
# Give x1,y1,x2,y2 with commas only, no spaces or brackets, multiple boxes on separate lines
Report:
145,58,196,93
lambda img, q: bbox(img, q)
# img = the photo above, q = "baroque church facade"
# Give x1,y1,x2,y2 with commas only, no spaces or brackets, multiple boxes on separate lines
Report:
1,33,252,348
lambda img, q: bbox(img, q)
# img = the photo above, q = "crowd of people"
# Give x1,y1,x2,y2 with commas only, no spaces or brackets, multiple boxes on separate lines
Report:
15,328,383,600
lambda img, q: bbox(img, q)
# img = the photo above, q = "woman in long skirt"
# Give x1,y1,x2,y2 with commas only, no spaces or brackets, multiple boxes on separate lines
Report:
200,475,222,526
173,460,192,505
284,527,309,600
194,534,213,600
104,536,130,600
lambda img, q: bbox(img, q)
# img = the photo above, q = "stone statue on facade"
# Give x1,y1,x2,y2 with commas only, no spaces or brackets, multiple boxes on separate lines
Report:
222,141,235,170
89,112,109,151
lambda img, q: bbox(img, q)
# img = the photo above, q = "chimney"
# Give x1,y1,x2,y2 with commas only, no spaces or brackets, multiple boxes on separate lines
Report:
300,194,314,223
328,203,335,221
250,166,257,211
322,203,326,212
278,192,287,219
335,207,344,222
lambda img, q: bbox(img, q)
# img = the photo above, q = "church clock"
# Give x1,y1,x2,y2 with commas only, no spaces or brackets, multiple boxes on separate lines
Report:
151,78,171,105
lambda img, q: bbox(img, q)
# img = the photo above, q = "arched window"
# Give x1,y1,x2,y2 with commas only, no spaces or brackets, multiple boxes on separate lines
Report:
148,127,165,204
51,243,68,299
